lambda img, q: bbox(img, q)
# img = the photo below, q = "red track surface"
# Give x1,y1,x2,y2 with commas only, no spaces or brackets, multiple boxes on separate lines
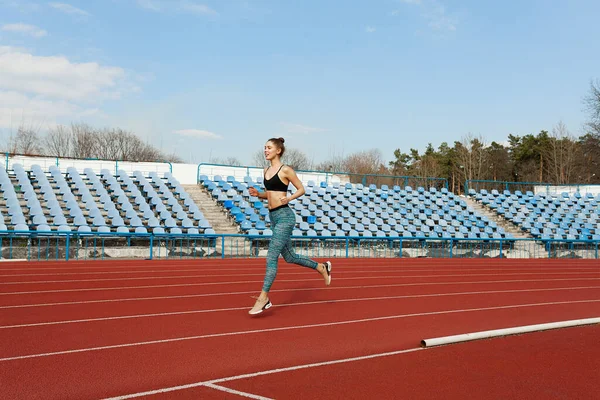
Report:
0,258,599,399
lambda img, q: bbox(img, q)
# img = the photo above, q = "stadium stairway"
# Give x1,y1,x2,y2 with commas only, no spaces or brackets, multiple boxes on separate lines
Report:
463,194,547,257
183,184,239,234
183,184,250,255
462,196,530,239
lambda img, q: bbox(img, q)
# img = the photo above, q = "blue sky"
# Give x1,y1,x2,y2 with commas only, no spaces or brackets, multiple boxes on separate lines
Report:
1,0,599,166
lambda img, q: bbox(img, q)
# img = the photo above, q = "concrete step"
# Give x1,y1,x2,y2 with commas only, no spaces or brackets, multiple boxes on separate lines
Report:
462,195,547,258
462,195,531,239
183,184,239,234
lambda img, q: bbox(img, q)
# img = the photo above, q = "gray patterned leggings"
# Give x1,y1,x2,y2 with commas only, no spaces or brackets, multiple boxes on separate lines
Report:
263,206,318,292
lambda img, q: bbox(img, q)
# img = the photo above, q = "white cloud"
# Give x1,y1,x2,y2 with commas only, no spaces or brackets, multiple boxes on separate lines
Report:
0,50,126,100
280,122,327,135
0,45,28,54
0,48,133,129
137,0,217,16
136,0,161,11
1,23,47,38
179,1,217,16
0,90,91,128
0,1,41,13
392,0,458,32
425,3,457,31
49,2,91,16
365,26,376,33
173,129,222,139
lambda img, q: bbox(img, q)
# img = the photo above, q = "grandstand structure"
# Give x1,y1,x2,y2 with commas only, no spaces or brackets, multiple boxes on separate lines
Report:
0,157,598,260
469,188,600,241
1,163,214,235
199,174,514,240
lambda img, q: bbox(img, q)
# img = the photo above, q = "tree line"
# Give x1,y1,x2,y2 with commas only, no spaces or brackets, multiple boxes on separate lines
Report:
3,123,182,163
2,80,599,193
240,81,600,193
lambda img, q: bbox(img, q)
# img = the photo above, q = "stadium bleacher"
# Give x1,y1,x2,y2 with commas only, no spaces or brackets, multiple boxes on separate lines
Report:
200,174,514,240
0,164,214,234
6,162,596,243
469,188,600,241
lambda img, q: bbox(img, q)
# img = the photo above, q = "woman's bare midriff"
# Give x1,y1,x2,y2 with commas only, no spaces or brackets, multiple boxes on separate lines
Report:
266,190,287,209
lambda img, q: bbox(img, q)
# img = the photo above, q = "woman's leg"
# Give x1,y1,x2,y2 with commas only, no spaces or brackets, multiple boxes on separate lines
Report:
261,207,301,293
250,208,331,315
276,208,332,284
249,212,286,314
281,240,332,285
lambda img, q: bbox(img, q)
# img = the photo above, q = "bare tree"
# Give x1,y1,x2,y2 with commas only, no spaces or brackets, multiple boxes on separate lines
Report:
71,123,98,159
416,154,442,178
584,79,600,135
209,156,244,166
342,149,384,175
252,149,268,168
313,149,347,173
282,148,312,170
251,147,312,170
44,125,72,157
94,128,120,160
116,130,140,160
133,141,161,162
162,152,184,163
455,134,487,183
543,121,580,184
10,126,41,155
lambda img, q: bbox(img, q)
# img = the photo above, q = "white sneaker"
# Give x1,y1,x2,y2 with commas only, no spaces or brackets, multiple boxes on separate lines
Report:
324,261,332,286
249,297,272,315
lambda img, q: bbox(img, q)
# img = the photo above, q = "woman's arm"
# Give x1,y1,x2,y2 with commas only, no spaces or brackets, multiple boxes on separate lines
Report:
248,186,267,199
280,166,305,203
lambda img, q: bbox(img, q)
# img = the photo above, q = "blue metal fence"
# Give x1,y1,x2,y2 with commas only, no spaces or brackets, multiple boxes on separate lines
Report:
0,231,598,262
197,163,449,190
465,179,599,195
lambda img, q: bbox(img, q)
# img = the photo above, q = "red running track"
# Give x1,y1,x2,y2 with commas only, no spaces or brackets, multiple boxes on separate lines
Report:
0,258,598,399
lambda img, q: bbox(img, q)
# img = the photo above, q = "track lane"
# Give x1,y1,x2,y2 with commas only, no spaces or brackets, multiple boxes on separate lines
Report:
2,270,599,307
1,258,598,399
1,281,600,326
1,285,599,357
221,324,600,400
1,301,598,400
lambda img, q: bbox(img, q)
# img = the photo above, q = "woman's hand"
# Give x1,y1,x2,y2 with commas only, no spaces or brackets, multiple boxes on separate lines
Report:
280,196,289,205
249,187,259,197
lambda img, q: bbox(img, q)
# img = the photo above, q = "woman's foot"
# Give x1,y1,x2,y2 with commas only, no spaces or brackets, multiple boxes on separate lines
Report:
318,261,332,286
249,296,272,315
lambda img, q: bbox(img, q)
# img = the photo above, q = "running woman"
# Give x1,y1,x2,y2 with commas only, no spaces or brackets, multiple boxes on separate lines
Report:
248,137,332,315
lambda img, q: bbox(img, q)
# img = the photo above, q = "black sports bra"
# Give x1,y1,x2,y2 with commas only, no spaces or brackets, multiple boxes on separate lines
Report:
263,165,288,192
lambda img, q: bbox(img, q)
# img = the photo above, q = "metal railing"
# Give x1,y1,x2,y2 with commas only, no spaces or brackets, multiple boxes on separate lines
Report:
0,231,598,262
465,180,600,196
4,153,173,175
197,163,449,190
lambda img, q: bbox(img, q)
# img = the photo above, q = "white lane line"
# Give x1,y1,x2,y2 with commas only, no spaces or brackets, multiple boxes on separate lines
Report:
3,277,600,310
3,265,598,277
103,347,420,400
0,260,597,273
203,383,273,400
110,315,600,399
0,268,256,277
2,286,599,330
2,276,600,299
4,298,600,363
0,263,269,272
6,299,600,362
0,279,262,296
2,270,599,286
